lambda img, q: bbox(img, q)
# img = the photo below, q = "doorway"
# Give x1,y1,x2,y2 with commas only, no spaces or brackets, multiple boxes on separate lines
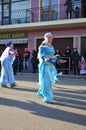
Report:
36,37,73,54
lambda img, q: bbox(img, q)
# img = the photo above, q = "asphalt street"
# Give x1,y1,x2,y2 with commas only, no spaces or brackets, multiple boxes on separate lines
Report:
0,73,86,130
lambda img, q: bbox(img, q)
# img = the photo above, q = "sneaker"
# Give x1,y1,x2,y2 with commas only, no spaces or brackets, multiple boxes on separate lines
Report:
10,83,17,88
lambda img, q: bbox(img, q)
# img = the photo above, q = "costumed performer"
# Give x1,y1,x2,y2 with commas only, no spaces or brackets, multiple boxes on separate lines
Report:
0,41,16,88
37,32,61,103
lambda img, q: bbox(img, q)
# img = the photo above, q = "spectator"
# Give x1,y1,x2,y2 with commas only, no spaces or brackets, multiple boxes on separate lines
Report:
0,50,3,56
64,0,73,19
23,48,30,73
31,50,38,73
74,6,80,18
64,48,71,74
55,49,61,56
71,48,81,75
79,56,86,75
55,49,62,73
13,49,19,75
18,51,23,72
0,50,3,71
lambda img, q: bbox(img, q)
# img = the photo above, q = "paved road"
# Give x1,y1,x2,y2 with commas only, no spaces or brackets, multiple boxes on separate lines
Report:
0,73,86,130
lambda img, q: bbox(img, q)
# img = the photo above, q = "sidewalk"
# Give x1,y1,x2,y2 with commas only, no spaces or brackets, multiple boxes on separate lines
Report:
17,72,86,79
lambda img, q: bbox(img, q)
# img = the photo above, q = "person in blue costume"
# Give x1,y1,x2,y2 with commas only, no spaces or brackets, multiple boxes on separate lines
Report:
0,41,16,88
37,32,61,103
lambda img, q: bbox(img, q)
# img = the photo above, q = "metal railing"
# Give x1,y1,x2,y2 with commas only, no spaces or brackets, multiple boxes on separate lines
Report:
56,57,71,74
0,1,85,25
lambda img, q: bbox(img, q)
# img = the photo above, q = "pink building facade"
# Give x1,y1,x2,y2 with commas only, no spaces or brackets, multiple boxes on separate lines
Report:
28,0,86,57
0,0,86,60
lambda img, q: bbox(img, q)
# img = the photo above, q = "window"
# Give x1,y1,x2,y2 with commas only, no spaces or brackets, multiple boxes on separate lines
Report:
3,4,9,17
0,0,2,24
72,0,80,9
11,0,30,23
3,0,10,3
3,17,9,24
41,0,58,21
2,0,11,25
72,0,80,18
72,0,86,18
82,0,86,17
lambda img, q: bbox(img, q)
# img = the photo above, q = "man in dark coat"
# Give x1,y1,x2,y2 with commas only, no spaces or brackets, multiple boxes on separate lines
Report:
71,48,81,75
64,0,73,18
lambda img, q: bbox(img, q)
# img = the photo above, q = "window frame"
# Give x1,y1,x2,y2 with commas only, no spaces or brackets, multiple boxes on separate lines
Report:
2,0,11,25
40,0,58,21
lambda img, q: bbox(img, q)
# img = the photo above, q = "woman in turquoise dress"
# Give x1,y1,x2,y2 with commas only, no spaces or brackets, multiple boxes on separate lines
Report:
37,32,58,103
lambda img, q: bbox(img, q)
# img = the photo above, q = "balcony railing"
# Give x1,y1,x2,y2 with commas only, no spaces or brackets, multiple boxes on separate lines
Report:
0,2,85,25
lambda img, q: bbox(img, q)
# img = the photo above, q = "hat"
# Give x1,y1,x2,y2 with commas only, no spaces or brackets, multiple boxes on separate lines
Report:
44,32,53,39
6,41,13,47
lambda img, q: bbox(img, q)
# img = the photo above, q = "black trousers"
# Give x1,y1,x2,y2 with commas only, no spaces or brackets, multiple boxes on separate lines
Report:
73,63,80,75
66,10,72,19
32,63,37,73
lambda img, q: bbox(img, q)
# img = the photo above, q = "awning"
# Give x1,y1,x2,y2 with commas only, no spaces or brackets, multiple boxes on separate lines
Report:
0,38,28,45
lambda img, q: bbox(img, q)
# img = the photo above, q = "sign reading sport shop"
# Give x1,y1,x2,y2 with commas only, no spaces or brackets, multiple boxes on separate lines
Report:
0,32,28,55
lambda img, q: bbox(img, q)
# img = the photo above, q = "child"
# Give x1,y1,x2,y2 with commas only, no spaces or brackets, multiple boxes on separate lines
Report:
79,56,86,75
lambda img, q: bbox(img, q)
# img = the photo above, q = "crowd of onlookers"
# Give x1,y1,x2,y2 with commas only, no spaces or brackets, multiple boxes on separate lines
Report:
0,46,86,75
55,46,86,75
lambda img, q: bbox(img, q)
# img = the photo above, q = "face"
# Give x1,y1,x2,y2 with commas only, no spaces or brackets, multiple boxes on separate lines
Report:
47,36,53,44
74,48,77,52
67,49,69,52
15,49,17,52
57,50,59,53
10,44,14,48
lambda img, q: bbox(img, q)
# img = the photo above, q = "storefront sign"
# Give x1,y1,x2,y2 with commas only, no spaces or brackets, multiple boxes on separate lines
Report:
0,32,27,39
0,38,28,44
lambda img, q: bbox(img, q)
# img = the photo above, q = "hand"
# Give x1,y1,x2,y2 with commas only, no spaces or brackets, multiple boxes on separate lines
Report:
60,60,67,63
45,58,50,62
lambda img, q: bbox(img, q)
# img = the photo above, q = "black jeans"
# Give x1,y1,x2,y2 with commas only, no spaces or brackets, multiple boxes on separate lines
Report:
73,63,80,75
66,10,72,18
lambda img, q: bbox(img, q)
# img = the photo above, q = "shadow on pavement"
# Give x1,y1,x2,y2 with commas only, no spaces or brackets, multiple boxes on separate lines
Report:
53,87,86,110
15,73,38,82
0,97,86,126
15,73,86,86
13,87,38,93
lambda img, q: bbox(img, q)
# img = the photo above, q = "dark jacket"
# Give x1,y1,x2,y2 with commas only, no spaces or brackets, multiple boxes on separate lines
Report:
71,52,80,63
64,0,73,12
